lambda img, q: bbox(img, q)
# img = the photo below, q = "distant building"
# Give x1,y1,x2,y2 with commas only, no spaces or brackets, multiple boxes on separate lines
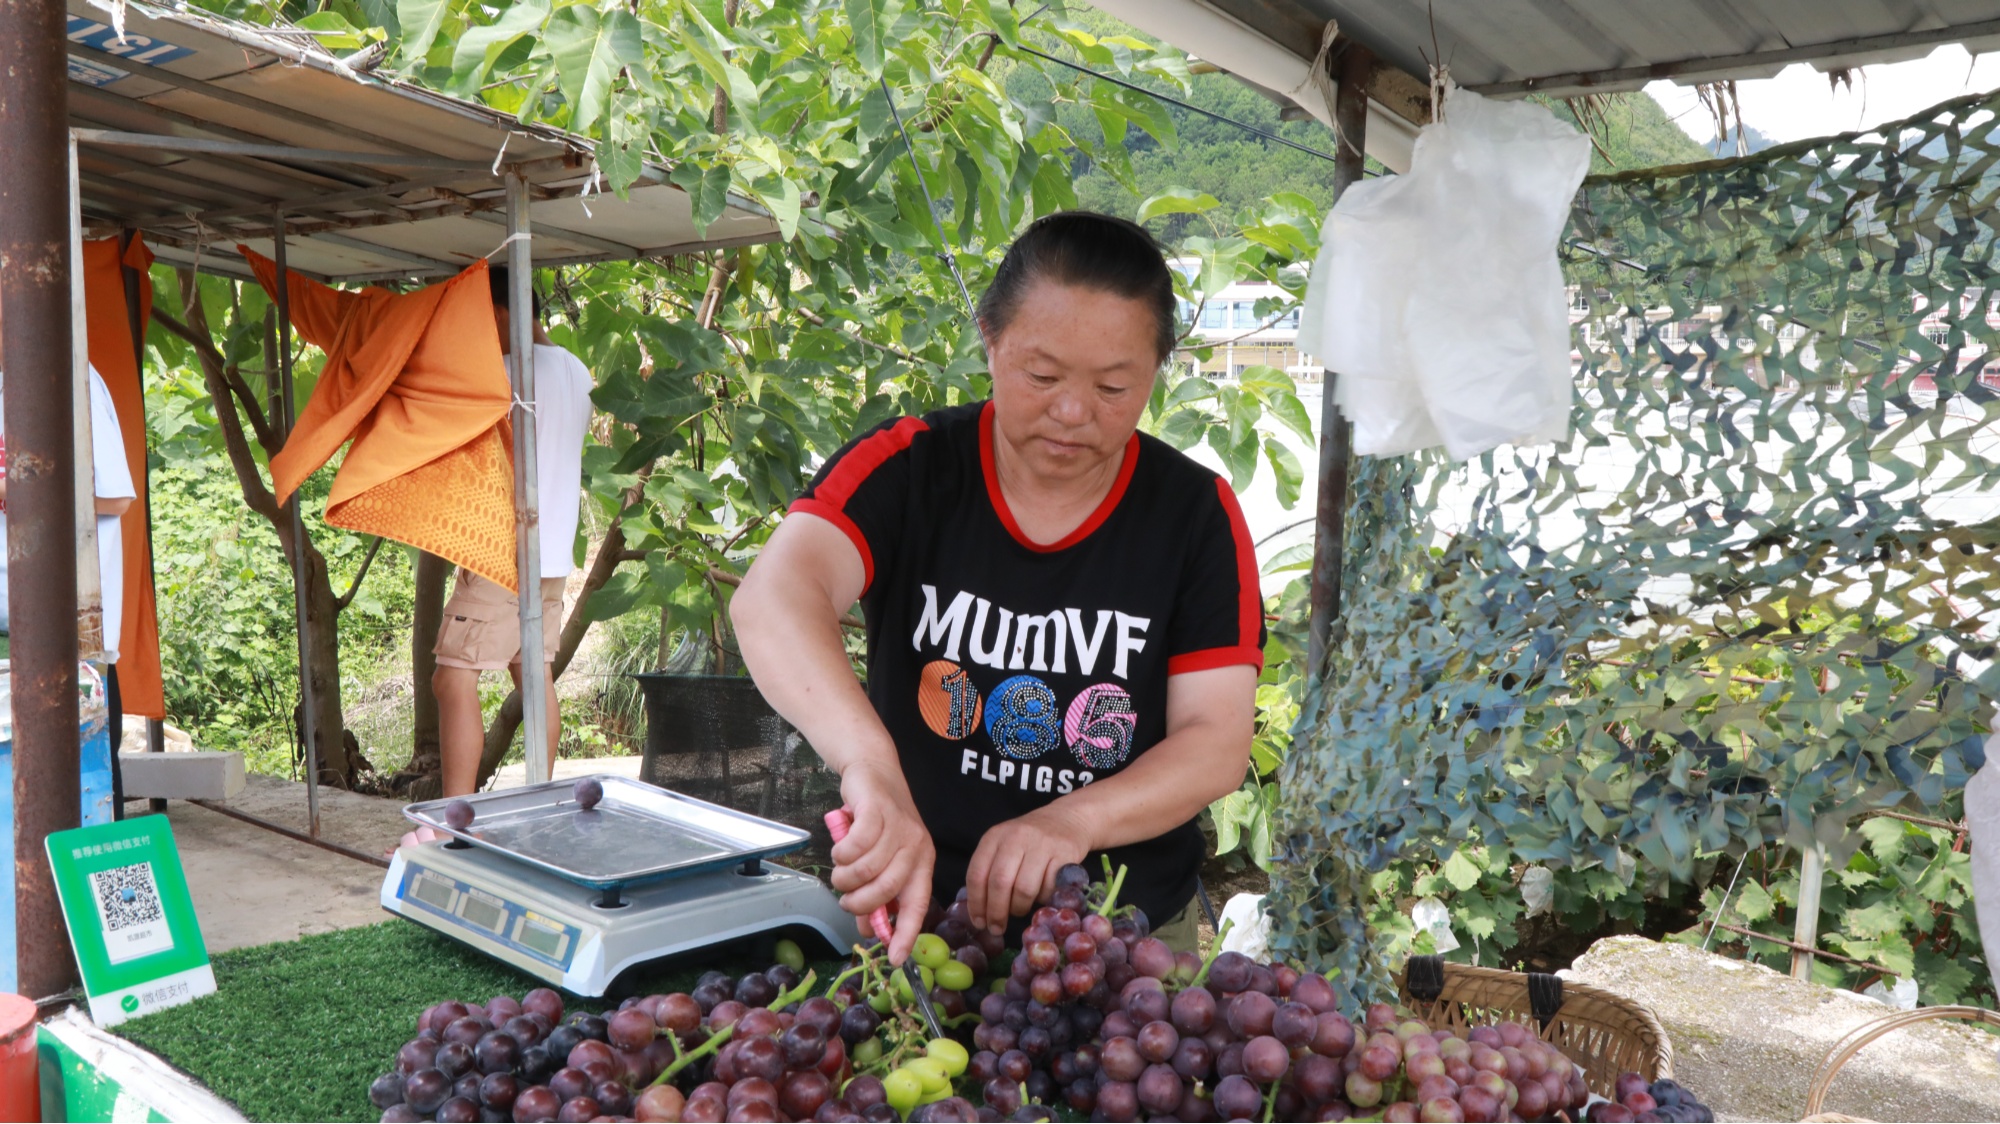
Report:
1171,265,1316,382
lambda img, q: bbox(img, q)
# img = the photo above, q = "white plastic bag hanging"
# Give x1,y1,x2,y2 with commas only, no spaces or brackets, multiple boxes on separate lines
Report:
1299,173,1441,456
1298,84,1591,461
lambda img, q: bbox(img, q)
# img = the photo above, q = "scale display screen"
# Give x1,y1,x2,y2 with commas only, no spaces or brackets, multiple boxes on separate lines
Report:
516,914,569,960
396,864,581,970
411,872,458,912
459,892,505,934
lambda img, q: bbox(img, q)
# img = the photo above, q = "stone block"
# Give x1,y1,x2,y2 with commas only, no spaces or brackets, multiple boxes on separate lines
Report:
1565,935,2000,1122
119,750,245,800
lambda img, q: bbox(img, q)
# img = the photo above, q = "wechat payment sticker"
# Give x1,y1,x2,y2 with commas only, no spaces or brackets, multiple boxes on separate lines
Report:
90,861,174,964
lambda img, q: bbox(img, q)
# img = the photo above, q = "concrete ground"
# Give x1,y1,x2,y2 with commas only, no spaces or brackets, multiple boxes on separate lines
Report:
489,753,642,789
148,795,388,955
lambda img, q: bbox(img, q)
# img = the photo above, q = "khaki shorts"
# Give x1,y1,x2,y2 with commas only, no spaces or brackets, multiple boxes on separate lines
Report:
433,570,564,670
1154,897,1203,954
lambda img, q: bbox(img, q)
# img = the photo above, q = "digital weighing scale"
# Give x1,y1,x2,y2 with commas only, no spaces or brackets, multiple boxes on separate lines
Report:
381,776,855,996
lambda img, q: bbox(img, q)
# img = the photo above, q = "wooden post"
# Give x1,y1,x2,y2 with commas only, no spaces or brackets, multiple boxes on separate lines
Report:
1307,42,1373,679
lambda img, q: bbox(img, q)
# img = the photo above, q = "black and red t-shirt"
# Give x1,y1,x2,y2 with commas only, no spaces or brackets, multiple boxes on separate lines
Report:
791,400,1264,925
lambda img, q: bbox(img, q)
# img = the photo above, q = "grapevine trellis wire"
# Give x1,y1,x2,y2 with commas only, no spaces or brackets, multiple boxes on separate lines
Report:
1271,88,2000,1001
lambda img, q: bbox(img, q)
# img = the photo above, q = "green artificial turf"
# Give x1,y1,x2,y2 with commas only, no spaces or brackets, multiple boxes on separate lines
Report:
114,919,843,1123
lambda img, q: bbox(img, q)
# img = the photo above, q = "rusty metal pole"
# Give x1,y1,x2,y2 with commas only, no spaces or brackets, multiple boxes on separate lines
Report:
1307,42,1373,681
1,0,82,998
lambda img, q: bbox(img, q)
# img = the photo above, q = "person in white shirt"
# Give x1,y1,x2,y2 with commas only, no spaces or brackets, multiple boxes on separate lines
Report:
429,269,594,797
0,309,138,805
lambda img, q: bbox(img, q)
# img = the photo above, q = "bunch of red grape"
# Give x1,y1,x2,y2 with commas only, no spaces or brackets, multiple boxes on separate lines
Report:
367,920,1003,1123
969,872,1365,1121
1585,1075,1713,1123
369,985,644,1123
368,860,1713,1124
1347,1009,1595,1123
968,863,1645,1123
366,958,828,1123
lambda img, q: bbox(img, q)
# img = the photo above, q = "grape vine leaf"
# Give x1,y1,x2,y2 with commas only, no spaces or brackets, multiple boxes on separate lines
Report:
1442,850,1482,892
1733,880,1775,923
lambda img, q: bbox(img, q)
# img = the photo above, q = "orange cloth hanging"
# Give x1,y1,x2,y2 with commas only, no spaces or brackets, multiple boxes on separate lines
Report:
81,234,163,718
241,250,521,590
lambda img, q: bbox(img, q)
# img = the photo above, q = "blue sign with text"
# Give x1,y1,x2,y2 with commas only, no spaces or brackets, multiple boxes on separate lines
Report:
66,14,195,86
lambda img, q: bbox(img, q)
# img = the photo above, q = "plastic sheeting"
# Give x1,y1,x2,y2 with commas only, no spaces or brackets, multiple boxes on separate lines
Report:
1299,85,1590,461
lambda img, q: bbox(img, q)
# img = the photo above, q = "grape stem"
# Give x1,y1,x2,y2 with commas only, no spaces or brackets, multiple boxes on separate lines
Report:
650,1024,734,1087
1260,1072,1279,1123
855,943,892,997
1186,918,1236,990
825,963,866,997
1092,862,1128,918
769,969,819,1009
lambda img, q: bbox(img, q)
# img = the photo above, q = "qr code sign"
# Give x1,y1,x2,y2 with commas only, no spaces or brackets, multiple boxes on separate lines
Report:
89,861,173,963
92,863,162,930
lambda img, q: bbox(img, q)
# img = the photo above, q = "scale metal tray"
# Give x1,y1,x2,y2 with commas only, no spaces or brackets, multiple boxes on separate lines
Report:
403,776,809,890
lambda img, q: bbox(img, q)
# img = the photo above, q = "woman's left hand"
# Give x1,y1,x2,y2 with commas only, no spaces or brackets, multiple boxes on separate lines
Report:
964,804,1092,935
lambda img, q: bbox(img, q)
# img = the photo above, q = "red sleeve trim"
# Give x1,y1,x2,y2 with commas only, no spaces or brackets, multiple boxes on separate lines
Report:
787,498,876,595
1169,646,1265,675
1213,477,1263,650
794,416,928,597
816,416,928,509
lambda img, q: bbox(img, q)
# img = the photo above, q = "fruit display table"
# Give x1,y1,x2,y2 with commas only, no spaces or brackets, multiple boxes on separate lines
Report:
105,862,1711,1123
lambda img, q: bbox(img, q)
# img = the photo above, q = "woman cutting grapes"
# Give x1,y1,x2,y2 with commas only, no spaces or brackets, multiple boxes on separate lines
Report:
733,212,1263,965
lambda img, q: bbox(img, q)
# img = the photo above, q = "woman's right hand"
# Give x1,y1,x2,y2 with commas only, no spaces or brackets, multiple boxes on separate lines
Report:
731,510,932,959
830,759,935,965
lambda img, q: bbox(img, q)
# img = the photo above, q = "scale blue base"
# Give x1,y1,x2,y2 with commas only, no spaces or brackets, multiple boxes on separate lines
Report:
381,840,856,996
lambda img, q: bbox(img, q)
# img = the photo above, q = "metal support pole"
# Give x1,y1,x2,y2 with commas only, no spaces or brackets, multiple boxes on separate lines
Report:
2,0,83,999
1791,843,1826,980
504,171,551,786
1307,42,1373,679
272,210,321,837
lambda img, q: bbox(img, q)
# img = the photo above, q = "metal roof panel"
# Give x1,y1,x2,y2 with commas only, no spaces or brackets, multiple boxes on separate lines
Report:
67,0,783,282
1200,0,2000,97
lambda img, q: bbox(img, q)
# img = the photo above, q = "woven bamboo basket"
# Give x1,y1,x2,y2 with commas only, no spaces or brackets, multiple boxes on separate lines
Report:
1798,1004,2000,1122
1397,956,1674,1098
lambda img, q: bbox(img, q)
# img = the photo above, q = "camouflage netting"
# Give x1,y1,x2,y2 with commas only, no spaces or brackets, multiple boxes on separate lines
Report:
1271,89,2000,1001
